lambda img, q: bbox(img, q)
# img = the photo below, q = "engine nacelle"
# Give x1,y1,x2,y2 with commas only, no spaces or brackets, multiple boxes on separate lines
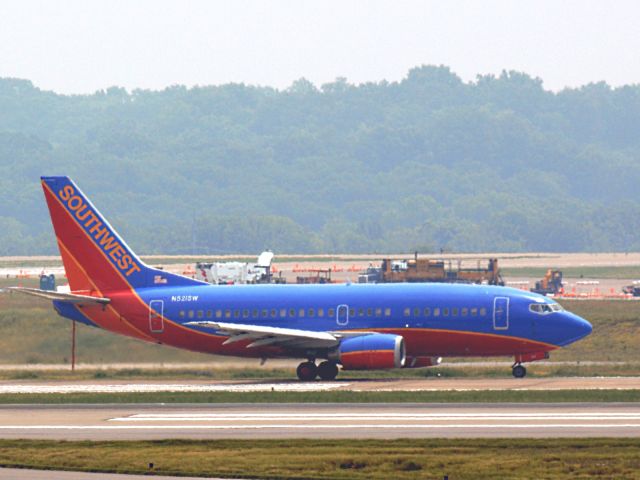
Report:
403,356,442,368
332,334,406,370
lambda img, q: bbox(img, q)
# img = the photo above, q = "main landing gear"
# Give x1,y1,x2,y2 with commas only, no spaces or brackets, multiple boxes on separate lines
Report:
512,363,527,378
296,360,339,381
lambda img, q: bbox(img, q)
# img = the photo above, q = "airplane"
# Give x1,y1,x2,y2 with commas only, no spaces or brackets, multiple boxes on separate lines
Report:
10,176,592,380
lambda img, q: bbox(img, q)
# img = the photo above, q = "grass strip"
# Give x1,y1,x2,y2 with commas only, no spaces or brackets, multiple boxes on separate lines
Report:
5,362,640,381
503,265,640,279
1,389,640,404
1,438,639,479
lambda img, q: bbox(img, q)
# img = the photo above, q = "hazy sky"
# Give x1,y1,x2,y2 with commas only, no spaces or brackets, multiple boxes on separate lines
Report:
1,0,638,94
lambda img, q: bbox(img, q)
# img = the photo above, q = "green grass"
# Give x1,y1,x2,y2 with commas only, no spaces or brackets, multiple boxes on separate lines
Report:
0,258,62,269
1,361,640,382
553,300,640,362
0,290,217,364
503,265,640,279
0,438,639,479
1,290,639,366
0,255,375,269
142,255,373,264
1,389,639,404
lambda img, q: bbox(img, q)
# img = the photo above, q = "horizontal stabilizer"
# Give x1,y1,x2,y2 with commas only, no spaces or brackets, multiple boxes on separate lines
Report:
8,287,110,306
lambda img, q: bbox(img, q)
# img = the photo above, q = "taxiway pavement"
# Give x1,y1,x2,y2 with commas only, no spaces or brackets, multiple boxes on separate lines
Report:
1,403,639,440
0,376,638,393
0,468,223,480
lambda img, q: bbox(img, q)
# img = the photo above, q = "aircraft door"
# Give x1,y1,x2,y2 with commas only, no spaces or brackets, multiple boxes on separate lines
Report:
493,297,509,330
149,300,164,333
336,304,349,327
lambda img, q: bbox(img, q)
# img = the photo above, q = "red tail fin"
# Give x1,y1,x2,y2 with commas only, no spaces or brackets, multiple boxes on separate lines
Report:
41,176,204,293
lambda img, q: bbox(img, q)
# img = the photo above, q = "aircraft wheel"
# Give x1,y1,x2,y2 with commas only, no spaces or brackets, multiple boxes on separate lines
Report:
317,361,339,381
512,364,527,378
296,361,318,381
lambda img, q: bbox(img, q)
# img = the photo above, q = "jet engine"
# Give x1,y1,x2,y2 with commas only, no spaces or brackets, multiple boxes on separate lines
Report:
331,334,406,370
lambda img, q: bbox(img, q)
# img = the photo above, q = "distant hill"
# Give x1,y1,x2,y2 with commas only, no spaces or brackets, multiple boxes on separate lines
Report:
1,66,640,255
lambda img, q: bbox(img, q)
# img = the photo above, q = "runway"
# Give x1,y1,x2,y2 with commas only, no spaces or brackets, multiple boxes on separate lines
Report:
0,468,221,480
1,403,639,440
0,376,638,393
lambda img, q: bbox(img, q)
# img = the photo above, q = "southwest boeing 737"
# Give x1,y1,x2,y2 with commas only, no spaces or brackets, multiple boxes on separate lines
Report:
11,176,592,380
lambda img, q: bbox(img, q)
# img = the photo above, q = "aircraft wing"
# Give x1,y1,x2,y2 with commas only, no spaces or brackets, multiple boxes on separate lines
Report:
7,287,110,306
184,321,374,349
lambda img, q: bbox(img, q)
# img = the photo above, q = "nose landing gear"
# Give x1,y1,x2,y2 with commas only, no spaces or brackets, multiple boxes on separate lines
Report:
512,363,527,378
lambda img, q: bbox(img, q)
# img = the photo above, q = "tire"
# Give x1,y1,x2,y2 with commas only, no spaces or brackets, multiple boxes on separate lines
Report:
317,361,339,381
512,365,527,378
296,361,318,381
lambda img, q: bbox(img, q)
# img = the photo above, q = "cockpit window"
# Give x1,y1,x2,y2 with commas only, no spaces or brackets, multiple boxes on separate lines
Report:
529,303,563,314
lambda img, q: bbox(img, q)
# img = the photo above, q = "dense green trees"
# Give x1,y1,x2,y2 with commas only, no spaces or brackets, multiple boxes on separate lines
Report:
0,66,639,255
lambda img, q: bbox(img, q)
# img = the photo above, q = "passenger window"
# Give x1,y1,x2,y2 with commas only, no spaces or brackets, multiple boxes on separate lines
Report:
462,308,468,317
280,309,287,318
452,308,459,316
309,308,315,317
270,309,277,318
375,308,382,317
424,307,430,316
188,310,194,319
261,309,268,318
252,309,259,318
318,308,325,317
433,308,440,317
299,308,305,318
403,308,410,317
216,309,222,318
349,308,355,317
328,308,335,317
179,310,185,319
206,310,213,318
384,308,391,317
234,310,240,318
358,308,364,317
224,309,231,319
471,308,478,317
197,310,204,319
367,308,372,317
480,307,487,316
443,308,449,316
242,309,249,318
413,307,420,317
289,308,296,317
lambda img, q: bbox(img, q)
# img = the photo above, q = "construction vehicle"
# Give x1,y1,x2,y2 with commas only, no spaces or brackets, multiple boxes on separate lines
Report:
195,251,285,285
39,273,56,291
622,281,640,297
531,269,563,296
358,254,504,285
296,268,333,284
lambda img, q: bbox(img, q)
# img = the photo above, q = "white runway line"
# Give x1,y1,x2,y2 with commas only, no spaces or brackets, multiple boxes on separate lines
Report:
1,424,640,430
110,412,640,421
0,383,346,394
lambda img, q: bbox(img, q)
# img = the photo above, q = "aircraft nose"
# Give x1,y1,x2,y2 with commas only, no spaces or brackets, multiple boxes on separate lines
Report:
562,312,592,345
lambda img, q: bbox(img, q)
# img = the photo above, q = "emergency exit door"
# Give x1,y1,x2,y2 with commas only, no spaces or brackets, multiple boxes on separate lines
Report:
493,297,509,330
149,300,164,333
336,304,349,326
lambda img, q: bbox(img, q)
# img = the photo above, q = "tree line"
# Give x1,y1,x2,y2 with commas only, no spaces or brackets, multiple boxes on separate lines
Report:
1,66,639,255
